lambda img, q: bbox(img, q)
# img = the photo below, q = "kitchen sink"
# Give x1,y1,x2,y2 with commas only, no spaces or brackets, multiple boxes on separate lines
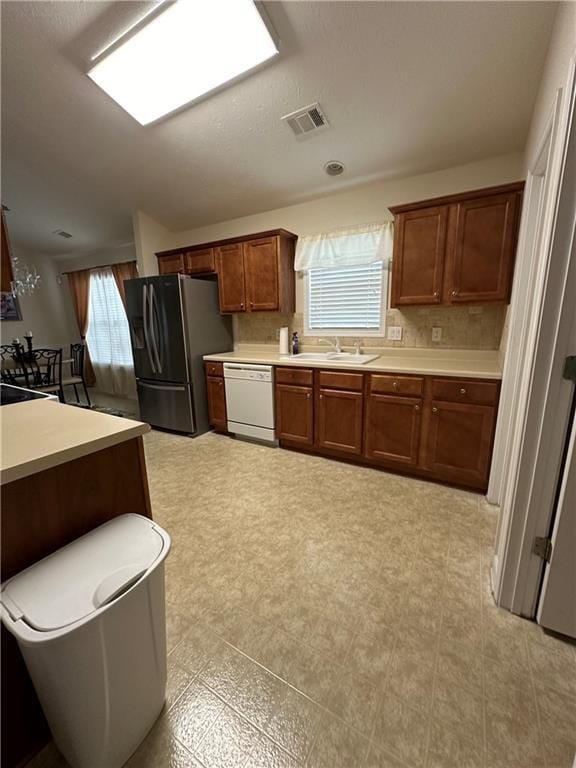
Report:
293,352,379,365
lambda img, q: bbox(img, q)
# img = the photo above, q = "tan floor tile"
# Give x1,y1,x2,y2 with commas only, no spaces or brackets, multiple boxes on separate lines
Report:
245,735,301,768
484,653,538,720
229,662,289,729
426,717,483,768
346,630,395,686
308,614,355,663
527,640,576,698
199,643,253,701
168,680,225,753
363,743,412,768
325,668,381,736
125,718,200,768
165,610,194,653
392,623,438,668
541,732,576,768
287,645,340,705
372,693,429,766
168,629,219,677
306,713,370,767
436,637,483,693
265,688,322,762
535,685,576,741
485,698,543,767
194,705,260,768
432,676,484,748
257,627,304,681
165,659,194,711
386,654,435,713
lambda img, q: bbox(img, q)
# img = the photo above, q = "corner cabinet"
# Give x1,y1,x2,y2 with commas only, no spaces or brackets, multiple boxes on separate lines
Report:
390,182,523,306
157,229,297,315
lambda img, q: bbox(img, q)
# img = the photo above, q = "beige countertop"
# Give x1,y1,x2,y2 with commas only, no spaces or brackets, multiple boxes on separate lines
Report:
0,399,150,485
204,345,502,380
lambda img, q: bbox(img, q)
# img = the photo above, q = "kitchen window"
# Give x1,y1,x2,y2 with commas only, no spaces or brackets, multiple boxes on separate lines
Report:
296,222,393,337
305,261,387,335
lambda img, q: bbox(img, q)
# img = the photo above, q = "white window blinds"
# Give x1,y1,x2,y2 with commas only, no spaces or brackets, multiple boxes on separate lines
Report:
307,261,385,333
87,268,133,367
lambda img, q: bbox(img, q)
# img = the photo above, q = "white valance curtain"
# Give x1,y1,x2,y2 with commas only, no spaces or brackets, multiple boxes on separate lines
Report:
294,221,394,272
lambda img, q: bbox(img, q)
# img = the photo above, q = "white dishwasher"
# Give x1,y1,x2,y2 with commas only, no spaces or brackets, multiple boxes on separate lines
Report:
223,363,276,443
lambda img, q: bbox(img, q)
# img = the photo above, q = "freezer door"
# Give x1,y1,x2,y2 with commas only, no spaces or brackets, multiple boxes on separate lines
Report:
125,276,189,383
137,380,195,434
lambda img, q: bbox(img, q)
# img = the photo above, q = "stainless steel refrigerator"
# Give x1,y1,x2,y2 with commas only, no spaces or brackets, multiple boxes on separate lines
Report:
124,274,232,435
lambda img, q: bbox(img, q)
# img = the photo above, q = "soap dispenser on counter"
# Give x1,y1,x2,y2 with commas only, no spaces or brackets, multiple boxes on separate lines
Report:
292,332,299,355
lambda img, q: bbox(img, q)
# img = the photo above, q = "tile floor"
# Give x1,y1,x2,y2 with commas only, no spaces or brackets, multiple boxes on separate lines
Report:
34,431,576,768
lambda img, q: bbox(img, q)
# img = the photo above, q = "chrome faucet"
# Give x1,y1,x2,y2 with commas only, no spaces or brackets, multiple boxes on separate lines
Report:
354,340,362,355
319,336,341,354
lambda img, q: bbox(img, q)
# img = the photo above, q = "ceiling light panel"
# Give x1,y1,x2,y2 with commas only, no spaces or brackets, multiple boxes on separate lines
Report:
88,0,278,125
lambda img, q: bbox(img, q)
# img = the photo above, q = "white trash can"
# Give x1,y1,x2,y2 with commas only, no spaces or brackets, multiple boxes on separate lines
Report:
0,514,171,768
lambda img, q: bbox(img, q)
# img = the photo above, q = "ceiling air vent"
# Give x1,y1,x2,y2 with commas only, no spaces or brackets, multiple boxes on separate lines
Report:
282,103,329,137
52,229,73,239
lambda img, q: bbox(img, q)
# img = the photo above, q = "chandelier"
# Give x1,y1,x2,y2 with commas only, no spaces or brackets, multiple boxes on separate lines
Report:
10,255,41,297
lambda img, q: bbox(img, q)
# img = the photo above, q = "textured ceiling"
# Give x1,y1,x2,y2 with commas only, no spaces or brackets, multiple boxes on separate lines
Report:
1,1,556,255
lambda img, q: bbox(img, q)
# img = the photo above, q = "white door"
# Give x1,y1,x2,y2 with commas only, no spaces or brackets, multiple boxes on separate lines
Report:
537,385,576,638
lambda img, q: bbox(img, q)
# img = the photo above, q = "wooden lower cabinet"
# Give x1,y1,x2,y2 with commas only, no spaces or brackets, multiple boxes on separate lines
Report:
317,388,363,455
206,374,227,430
276,384,314,445
423,400,496,488
365,394,422,466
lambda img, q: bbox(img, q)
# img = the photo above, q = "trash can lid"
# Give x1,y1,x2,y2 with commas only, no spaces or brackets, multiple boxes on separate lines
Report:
1,515,168,632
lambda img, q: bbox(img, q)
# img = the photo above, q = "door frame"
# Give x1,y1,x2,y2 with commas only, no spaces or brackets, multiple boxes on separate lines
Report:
490,55,576,615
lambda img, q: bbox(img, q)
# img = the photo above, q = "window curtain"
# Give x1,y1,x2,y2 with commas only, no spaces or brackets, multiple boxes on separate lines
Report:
294,221,394,272
86,267,136,398
111,260,138,308
66,269,96,386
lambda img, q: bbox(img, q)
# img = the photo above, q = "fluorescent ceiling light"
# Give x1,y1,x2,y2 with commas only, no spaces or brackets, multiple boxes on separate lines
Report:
88,0,278,125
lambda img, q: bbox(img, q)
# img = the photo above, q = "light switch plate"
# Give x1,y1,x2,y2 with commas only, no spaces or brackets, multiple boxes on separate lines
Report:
387,326,403,340
431,327,443,342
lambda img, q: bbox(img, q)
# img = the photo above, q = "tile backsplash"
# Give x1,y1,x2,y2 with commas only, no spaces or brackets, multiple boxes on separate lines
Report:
234,306,506,350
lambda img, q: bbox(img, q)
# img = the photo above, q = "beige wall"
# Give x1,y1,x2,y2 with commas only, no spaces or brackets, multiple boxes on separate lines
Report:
1,250,77,350
523,2,576,171
135,151,523,350
133,210,172,277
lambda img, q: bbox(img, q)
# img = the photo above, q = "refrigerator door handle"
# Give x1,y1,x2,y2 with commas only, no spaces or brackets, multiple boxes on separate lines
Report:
142,284,156,374
138,381,187,391
149,284,163,374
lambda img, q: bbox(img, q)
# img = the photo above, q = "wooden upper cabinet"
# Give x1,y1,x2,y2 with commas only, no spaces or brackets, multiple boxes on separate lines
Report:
244,237,280,311
157,253,185,275
185,247,216,275
423,400,496,488
365,393,422,466
448,193,519,303
317,387,363,455
390,183,523,307
391,207,447,306
276,383,314,445
217,243,246,312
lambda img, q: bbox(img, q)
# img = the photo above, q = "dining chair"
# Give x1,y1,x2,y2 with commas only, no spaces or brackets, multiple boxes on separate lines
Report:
23,348,64,401
0,344,28,386
62,343,91,406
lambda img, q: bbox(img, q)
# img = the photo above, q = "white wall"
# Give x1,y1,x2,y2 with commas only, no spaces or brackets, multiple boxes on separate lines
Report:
1,249,77,349
55,242,137,274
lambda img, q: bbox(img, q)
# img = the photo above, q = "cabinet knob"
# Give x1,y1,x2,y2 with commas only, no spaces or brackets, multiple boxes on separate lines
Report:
414,405,420,411
392,381,398,389
240,302,244,308
452,290,458,297
319,394,323,400
434,291,439,297
218,381,223,387
432,406,438,412
307,393,311,399
460,388,466,395
250,301,254,307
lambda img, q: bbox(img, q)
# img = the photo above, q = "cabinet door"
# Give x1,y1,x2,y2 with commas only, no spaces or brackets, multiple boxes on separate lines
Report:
317,388,363,455
217,243,246,312
276,384,313,445
158,254,185,275
206,375,227,429
185,248,215,275
244,237,279,311
391,206,447,306
449,193,519,303
365,394,422,466
424,400,496,488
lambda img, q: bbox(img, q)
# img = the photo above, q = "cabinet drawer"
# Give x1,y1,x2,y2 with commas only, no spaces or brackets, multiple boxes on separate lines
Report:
431,378,499,405
275,367,313,386
318,370,364,392
185,248,215,274
370,374,424,397
205,361,224,377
